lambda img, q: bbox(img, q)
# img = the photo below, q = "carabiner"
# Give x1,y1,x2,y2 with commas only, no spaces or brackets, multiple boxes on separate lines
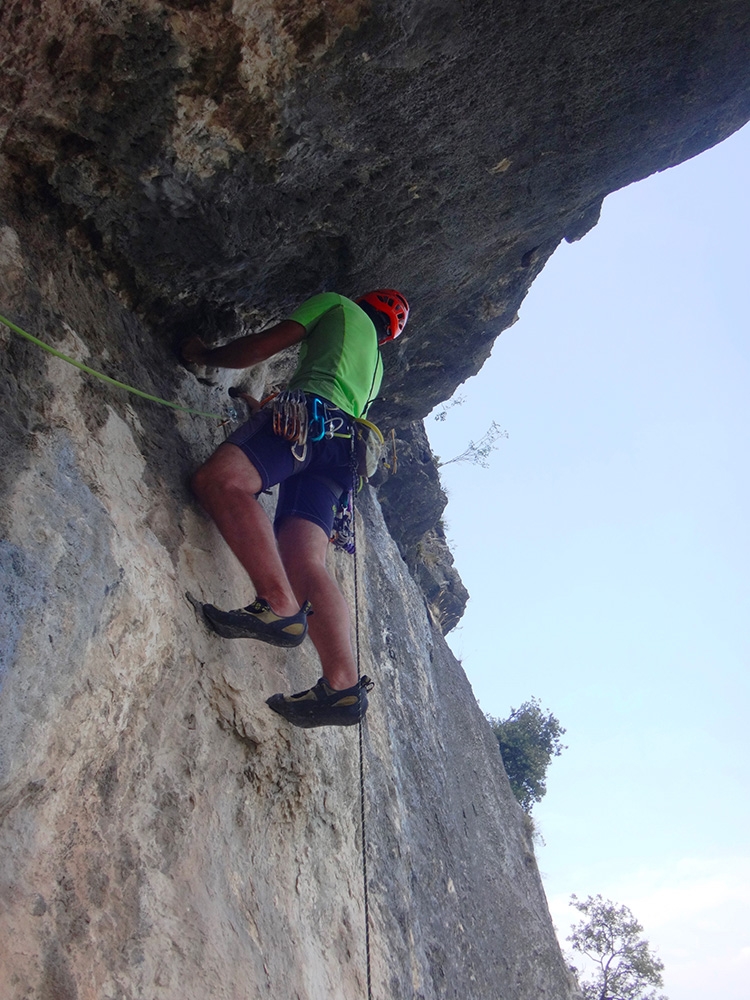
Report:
309,397,326,442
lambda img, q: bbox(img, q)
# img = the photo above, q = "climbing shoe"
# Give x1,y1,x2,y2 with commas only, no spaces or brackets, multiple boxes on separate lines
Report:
266,676,374,729
202,598,311,647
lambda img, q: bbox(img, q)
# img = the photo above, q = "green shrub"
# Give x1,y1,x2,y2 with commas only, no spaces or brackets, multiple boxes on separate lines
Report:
486,698,566,811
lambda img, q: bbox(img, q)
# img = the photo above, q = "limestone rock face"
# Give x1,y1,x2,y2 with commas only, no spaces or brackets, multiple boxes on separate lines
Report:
2,0,750,414
0,251,573,998
2,1,750,998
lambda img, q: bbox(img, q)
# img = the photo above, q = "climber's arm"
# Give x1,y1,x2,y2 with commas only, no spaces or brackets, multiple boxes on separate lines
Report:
181,319,306,369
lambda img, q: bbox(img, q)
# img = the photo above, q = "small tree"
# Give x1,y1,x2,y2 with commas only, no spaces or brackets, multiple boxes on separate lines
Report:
437,421,508,468
486,698,566,811
568,894,667,1000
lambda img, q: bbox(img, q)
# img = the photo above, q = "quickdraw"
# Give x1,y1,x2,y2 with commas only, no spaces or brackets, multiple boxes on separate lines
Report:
271,390,353,463
330,488,355,554
271,389,309,460
271,388,307,442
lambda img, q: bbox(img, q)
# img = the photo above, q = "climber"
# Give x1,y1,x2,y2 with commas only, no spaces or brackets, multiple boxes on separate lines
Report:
182,290,409,729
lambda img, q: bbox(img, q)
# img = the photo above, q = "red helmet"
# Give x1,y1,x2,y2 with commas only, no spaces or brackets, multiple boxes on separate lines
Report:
357,289,410,343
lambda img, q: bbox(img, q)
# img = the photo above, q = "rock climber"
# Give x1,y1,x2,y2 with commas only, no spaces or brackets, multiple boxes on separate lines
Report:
182,290,409,729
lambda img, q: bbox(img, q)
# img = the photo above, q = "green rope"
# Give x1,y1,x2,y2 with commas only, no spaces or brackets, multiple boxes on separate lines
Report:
0,312,226,422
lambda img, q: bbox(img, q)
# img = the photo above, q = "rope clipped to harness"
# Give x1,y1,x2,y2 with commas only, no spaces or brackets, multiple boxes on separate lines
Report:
331,417,387,555
350,435,374,1000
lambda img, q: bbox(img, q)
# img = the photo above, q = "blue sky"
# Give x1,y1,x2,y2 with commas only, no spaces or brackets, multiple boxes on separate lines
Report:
427,122,750,1000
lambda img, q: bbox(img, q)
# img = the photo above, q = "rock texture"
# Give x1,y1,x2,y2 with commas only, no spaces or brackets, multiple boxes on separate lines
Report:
3,0,750,411
0,261,574,998
2,1,750,998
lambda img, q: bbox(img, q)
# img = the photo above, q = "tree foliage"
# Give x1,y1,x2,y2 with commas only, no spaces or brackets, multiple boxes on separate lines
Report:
486,697,566,811
568,894,667,1000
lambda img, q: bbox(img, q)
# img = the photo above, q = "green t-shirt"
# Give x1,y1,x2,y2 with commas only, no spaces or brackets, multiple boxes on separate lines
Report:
287,292,383,418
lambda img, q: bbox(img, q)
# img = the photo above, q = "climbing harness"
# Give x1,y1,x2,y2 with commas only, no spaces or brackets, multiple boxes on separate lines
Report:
0,312,227,422
266,389,387,554
271,390,356,465
354,417,386,482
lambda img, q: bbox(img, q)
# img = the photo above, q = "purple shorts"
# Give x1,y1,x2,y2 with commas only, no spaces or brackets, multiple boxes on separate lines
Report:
226,404,353,536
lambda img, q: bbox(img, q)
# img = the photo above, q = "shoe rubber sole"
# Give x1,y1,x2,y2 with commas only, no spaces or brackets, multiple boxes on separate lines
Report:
202,602,308,647
266,677,372,728
266,696,366,728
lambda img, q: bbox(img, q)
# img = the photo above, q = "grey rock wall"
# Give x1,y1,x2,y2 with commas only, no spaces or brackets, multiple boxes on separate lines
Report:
2,1,750,997
0,241,576,997
3,0,750,417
